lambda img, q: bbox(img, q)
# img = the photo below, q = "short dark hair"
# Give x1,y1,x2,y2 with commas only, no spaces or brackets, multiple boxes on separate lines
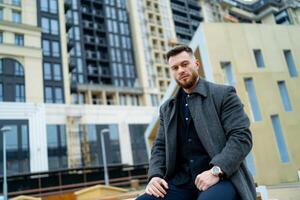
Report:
166,45,193,61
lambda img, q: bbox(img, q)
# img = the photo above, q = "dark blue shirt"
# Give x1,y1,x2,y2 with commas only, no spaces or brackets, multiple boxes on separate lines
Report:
171,89,211,186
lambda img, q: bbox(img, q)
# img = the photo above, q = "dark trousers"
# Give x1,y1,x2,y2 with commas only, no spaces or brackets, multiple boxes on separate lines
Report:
136,180,238,200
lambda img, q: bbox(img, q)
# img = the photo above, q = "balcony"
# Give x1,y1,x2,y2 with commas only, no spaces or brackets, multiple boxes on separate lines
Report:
84,35,95,44
171,3,187,13
64,0,72,13
95,37,107,46
93,9,104,18
69,57,76,72
65,18,73,31
67,38,75,52
173,15,189,24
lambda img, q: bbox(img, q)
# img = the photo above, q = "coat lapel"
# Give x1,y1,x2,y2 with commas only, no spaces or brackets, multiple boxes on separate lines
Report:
187,80,218,158
188,95,216,158
165,97,178,177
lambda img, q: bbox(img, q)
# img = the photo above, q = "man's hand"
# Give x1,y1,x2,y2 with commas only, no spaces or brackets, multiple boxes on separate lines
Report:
195,170,220,191
145,177,168,198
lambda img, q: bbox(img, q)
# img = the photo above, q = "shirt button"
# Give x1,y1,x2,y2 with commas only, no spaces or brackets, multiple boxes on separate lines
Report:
185,117,189,121
187,95,190,98
190,159,194,163
185,103,188,106
188,138,192,142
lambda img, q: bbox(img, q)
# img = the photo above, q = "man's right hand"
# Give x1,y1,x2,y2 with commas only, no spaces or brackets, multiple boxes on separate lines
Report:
145,177,169,198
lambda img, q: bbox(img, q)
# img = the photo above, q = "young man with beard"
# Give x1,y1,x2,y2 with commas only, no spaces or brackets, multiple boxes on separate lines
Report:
136,45,256,200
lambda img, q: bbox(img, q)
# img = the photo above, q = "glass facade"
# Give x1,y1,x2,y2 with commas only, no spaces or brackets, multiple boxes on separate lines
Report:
129,124,148,165
0,120,30,176
38,0,65,104
46,125,68,170
80,124,121,167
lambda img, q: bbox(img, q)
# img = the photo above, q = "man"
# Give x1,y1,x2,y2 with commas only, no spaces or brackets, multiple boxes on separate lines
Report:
136,45,256,200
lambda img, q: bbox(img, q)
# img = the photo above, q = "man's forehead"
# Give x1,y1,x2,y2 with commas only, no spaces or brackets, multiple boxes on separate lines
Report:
168,51,193,64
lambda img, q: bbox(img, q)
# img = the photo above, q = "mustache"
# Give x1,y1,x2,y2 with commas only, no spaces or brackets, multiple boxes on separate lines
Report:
178,74,189,80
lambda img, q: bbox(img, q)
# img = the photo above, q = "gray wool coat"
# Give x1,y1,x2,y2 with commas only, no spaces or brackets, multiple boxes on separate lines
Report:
148,79,256,200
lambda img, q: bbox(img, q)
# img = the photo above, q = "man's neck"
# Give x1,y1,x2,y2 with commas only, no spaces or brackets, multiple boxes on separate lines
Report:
183,77,200,94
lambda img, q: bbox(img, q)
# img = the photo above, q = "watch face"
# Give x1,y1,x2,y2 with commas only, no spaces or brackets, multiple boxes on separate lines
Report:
212,166,221,175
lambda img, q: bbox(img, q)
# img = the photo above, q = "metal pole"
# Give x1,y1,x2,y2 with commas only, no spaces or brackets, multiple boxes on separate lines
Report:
1,126,11,200
100,129,109,186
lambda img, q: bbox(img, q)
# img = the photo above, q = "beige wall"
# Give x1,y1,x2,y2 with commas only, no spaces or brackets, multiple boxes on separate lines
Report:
199,23,300,185
0,0,43,103
58,0,71,104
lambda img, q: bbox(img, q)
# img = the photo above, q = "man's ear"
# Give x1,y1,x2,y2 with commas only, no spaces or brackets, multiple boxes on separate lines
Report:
195,59,200,69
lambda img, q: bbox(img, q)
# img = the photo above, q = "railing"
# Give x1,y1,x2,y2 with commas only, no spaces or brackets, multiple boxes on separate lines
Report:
0,164,149,198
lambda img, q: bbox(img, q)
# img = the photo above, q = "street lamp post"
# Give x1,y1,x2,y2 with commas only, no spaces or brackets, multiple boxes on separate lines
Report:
100,128,110,186
1,126,11,200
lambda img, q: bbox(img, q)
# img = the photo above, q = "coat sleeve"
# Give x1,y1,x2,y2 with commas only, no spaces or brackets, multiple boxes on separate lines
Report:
210,86,252,177
147,106,167,180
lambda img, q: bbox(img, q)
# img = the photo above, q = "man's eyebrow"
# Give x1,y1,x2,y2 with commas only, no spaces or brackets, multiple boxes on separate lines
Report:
171,60,189,68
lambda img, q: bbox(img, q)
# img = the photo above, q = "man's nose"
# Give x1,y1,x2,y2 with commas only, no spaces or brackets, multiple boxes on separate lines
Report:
178,66,185,74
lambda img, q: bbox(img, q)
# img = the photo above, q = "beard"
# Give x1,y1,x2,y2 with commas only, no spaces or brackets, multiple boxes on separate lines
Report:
176,71,199,89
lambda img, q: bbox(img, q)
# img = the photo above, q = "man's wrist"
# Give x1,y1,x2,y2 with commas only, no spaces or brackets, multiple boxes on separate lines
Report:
210,165,224,178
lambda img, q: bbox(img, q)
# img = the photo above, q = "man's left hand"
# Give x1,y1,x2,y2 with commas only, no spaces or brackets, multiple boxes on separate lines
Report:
194,169,220,191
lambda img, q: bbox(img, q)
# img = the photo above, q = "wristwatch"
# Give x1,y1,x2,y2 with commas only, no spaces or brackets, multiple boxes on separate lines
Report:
211,166,223,177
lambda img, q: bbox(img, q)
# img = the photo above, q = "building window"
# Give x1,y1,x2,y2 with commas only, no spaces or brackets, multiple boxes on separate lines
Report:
283,50,298,77
45,86,53,103
15,84,25,102
129,124,149,165
71,92,85,104
270,115,290,163
53,63,61,80
42,40,50,56
43,62,52,80
43,63,61,81
49,0,57,14
12,0,21,6
54,87,63,103
221,62,235,86
244,78,262,121
50,19,59,35
151,94,159,106
0,31,3,43
41,17,50,33
0,120,30,176
81,124,121,167
0,8,3,21
12,10,21,23
14,34,24,46
40,0,49,12
52,41,60,57
46,125,68,170
0,59,2,74
277,81,292,112
0,58,25,102
14,62,24,76
253,49,265,68
0,83,3,101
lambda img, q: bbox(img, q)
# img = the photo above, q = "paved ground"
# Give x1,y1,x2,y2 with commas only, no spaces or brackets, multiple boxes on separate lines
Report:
267,182,300,200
